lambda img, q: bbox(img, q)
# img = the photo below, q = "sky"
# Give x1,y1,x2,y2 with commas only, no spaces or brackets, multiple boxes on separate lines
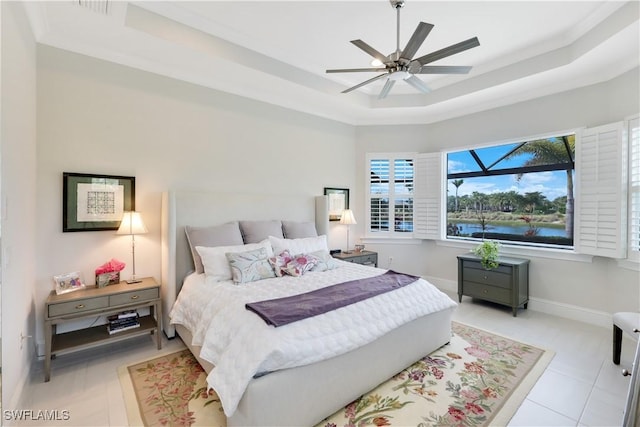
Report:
447,142,571,201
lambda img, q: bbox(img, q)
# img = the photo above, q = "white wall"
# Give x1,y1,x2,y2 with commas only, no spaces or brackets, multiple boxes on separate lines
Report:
1,1,38,411
355,68,640,322
33,46,356,352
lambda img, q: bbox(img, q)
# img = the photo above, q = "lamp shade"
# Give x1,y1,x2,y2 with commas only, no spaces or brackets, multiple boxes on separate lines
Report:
116,211,148,235
339,209,357,225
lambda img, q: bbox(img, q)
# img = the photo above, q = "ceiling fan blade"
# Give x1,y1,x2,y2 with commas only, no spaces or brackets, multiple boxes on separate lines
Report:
342,73,389,94
417,65,473,74
404,75,431,93
326,68,387,74
350,39,388,63
378,79,396,99
413,37,480,66
401,22,434,60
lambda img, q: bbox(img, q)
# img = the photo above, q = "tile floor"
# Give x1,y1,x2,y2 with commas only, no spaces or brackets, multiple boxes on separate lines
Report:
9,292,635,426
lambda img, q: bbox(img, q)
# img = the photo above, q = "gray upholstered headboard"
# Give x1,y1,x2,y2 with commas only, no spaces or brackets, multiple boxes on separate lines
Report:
160,191,329,337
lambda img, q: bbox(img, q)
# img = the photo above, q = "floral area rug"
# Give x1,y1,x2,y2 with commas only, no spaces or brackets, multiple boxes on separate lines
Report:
118,322,553,426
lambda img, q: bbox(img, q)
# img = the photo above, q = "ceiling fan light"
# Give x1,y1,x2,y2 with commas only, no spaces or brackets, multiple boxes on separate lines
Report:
389,71,410,81
371,58,383,66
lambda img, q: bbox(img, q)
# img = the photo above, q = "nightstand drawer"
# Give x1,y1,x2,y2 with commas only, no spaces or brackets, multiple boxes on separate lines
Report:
462,267,511,289
48,296,109,317
462,260,513,275
109,288,159,306
332,250,378,267
463,282,511,303
352,254,377,265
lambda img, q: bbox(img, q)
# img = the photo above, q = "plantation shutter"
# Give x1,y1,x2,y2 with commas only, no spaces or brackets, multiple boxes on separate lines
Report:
366,154,415,236
628,116,640,260
369,158,390,233
575,122,627,258
414,152,442,240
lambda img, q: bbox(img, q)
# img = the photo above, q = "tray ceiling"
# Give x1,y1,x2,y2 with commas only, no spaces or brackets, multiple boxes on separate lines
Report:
24,1,639,125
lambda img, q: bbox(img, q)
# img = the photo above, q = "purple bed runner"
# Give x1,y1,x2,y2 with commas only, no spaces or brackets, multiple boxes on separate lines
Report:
245,270,419,327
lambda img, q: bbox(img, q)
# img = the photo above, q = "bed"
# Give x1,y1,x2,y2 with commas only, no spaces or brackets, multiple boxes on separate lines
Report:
161,191,457,426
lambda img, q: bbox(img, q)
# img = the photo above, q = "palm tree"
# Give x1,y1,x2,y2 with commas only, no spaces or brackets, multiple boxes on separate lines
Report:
451,179,464,212
506,136,575,237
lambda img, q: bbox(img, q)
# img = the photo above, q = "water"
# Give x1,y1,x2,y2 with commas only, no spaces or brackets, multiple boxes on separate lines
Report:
450,222,568,238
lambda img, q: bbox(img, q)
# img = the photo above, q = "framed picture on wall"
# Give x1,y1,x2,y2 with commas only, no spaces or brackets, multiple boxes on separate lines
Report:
63,172,135,232
324,187,349,221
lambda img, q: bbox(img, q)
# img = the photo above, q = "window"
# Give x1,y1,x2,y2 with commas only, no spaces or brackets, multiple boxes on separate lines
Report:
629,116,640,261
445,135,575,248
366,122,633,258
367,154,415,235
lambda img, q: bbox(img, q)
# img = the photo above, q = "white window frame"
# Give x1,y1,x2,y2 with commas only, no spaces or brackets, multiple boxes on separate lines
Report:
442,131,577,250
365,152,417,239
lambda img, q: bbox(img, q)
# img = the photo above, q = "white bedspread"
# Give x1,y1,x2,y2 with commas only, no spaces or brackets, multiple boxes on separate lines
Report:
169,261,457,417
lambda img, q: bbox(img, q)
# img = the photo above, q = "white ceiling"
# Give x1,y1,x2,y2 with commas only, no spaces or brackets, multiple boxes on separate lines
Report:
24,1,640,125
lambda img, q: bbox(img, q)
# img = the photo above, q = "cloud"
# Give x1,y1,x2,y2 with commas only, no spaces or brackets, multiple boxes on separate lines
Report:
448,159,471,174
516,172,555,185
448,180,501,196
510,171,568,200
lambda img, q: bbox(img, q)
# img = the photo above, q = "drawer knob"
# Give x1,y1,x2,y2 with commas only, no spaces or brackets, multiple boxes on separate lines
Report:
484,275,488,280
75,304,85,309
130,295,139,300
483,289,488,294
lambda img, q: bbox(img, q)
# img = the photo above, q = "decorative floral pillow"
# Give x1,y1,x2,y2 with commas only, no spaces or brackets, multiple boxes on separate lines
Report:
284,253,319,277
269,250,294,277
309,250,339,272
226,247,276,284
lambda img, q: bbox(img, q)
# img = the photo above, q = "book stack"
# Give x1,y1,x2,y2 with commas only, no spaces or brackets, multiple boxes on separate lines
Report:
107,310,140,335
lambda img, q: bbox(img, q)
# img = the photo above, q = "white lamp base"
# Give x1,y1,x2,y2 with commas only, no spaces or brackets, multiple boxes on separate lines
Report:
126,278,142,284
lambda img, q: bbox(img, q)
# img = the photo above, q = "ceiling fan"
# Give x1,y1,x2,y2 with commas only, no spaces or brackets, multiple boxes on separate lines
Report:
326,0,480,99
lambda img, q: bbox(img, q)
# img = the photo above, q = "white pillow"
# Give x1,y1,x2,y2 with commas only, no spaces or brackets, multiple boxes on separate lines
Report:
268,235,328,256
196,239,273,281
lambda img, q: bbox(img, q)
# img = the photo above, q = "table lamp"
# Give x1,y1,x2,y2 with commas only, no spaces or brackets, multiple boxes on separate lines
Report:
117,211,148,284
340,209,357,253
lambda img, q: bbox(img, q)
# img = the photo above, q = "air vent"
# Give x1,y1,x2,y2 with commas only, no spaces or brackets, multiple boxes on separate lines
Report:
74,0,110,15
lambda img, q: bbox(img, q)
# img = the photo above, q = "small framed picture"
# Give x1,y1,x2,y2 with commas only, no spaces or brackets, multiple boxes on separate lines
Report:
53,272,86,295
324,187,349,221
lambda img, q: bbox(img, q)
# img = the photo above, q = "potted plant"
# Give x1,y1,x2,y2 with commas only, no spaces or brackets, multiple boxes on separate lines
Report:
473,240,500,270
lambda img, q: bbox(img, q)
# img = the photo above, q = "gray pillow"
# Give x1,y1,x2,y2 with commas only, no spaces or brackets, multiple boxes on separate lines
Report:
185,222,244,274
282,221,318,239
240,220,284,243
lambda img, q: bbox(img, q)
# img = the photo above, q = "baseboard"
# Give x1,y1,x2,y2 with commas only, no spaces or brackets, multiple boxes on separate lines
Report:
4,363,32,426
424,275,611,329
35,340,45,358
525,297,611,328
